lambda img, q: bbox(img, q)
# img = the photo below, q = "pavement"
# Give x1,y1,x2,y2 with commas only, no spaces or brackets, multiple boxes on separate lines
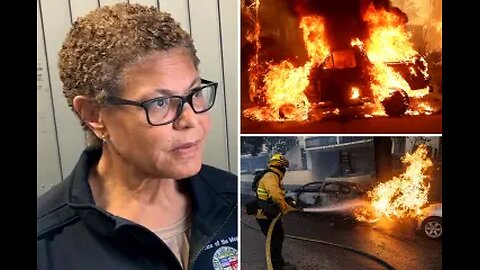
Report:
241,114,442,134
240,194,442,270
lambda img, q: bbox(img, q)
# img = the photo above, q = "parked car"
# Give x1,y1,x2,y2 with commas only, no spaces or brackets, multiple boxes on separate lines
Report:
285,181,367,218
417,203,442,239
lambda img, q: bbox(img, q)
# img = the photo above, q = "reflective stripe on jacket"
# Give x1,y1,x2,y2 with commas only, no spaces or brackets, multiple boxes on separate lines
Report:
255,167,295,219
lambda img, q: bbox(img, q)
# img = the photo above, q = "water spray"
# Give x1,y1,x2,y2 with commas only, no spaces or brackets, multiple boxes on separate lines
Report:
300,199,369,213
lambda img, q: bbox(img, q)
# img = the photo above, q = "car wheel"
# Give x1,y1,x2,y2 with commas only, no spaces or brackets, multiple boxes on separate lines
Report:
382,88,410,116
422,217,442,239
296,198,308,208
285,196,296,207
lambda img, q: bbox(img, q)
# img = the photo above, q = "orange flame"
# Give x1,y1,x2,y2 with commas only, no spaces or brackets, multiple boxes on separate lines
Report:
433,20,442,39
263,60,311,120
244,2,437,121
351,87,360,100
351,37,363,47
244,15,330,121
300,16,330,65
409,66,417,76
243,0,263,102
362,4,431,114
355,144,433,223
363,5,416,62
370,64,411,100
406,102,434,116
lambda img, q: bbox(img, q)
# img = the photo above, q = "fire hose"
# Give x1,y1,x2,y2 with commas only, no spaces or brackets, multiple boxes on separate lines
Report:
242,213,396,270
265,214,281,270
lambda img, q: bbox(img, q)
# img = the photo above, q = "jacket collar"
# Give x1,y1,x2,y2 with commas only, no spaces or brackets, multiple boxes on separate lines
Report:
267,166,285,179
68,147,100,206
66,147,235,238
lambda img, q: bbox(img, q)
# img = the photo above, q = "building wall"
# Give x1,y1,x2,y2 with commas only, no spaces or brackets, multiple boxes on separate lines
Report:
406,137,441,158
241,170,313,186
307,142,375,182
309,150,341,181
306,150,313,170
285,145,303,171
348,146,376,175
240,154,270,174
37,0,238,196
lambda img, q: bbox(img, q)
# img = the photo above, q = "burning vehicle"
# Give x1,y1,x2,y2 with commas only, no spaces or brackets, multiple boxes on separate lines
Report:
286,181,366,208
285,181,368,219
285,144,442,236
310,43,433,116
242,0,440,121
289,144,440,234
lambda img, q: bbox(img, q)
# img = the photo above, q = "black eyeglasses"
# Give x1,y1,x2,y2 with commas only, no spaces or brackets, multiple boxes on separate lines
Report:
104,79,218,126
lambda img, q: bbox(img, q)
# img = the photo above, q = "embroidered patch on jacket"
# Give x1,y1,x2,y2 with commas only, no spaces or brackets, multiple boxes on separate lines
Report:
212,246,238,270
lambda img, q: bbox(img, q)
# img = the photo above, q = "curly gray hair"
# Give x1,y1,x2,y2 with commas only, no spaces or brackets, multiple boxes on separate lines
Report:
58,3,199,146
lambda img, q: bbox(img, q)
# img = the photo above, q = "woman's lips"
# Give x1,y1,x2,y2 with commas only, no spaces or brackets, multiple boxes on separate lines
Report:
171,140,201,157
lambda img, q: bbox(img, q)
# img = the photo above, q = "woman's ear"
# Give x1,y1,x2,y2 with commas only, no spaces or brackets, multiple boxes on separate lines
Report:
72,96,105,138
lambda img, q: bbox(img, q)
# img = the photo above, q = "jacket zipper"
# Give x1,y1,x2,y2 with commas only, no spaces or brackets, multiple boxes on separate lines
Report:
188,205,237,270
143,230,185,270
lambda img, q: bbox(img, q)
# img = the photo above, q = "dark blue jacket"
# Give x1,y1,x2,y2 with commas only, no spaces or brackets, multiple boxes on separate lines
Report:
37,147,238,270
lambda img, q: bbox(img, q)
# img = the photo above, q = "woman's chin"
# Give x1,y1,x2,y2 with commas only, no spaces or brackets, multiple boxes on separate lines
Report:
158,161,202,180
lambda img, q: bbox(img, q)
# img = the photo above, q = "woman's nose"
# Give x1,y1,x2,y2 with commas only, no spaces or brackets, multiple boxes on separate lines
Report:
173,101,198,129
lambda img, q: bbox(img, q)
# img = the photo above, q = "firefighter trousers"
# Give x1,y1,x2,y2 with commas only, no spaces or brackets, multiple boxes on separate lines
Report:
256,218,286,270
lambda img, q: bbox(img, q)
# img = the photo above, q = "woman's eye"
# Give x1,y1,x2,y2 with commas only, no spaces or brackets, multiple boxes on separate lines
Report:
153,99,168,108
193,90,203,99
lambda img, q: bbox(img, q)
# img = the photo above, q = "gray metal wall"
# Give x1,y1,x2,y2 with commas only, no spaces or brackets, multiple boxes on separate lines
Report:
37,0,238,196
309,146,375,181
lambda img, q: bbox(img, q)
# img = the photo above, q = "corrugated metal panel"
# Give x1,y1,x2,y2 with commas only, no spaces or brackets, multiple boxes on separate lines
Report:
189,0,229,171
39,0,86,189
37,0,62,196
218,0,238,174
99,0,127,6
70,0,99,21
129,0,157,8
160,0,190,33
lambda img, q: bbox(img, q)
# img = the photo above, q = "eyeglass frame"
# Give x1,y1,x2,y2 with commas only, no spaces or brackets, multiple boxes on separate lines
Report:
103,78,218,126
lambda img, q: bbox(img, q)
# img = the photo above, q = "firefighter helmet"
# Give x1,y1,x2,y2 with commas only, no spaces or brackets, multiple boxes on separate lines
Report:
268,153,289,168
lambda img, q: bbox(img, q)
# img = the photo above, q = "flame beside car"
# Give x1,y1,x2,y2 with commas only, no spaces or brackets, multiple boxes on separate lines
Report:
355,144,433,223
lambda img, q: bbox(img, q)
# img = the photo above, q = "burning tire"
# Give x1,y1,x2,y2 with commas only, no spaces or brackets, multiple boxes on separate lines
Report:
279,104,297,119
421,217,442,239
382,88,410,116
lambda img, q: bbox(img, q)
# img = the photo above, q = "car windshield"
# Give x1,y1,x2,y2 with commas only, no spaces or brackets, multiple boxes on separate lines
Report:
324,50,357,69
323,183,340,193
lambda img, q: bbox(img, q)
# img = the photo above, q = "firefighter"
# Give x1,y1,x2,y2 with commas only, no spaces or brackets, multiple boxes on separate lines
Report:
255,153,297,270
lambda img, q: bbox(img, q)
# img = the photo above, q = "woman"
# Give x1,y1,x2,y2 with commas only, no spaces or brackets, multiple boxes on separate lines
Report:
37,3,237,270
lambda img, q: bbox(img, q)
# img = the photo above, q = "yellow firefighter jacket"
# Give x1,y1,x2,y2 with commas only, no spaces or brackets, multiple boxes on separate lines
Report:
255,166,296,219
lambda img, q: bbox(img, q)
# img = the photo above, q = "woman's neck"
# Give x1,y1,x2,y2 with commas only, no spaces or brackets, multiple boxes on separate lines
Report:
89,145,190,230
